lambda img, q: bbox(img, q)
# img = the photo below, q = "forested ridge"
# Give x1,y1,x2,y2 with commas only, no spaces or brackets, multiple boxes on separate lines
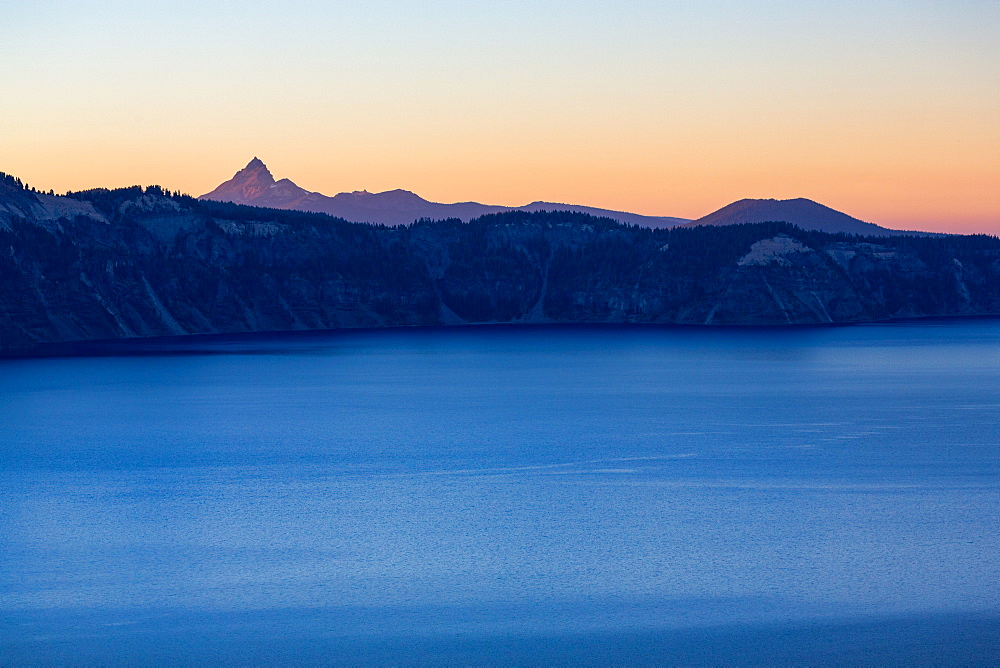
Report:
2,181,999,354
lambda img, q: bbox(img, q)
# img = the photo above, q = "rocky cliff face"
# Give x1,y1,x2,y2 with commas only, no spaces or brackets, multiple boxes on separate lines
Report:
2,183,999,354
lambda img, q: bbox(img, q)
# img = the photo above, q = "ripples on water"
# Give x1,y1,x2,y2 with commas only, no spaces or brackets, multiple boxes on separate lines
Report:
1,322,999,664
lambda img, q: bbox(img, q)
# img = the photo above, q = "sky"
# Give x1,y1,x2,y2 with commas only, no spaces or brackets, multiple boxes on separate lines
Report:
1,1,997,233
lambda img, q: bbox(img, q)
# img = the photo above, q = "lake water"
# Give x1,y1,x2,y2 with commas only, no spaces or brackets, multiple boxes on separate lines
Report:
1,322,999,665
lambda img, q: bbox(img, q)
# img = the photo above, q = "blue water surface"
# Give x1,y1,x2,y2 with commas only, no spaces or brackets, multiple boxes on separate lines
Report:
1,322,998,664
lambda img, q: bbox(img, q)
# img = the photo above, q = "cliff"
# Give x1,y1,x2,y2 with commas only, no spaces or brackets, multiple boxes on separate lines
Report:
2,183,999,354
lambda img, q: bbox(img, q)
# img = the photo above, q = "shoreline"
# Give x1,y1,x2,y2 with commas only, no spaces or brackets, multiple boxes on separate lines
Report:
4,313,1000,361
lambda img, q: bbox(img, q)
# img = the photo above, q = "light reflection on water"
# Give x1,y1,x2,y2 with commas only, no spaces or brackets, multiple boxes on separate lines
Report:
1,322,999,663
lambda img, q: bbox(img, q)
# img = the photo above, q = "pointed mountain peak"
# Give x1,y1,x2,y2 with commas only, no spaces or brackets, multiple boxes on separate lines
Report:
201,157,293,204
243,156,268,172
237,157,272,179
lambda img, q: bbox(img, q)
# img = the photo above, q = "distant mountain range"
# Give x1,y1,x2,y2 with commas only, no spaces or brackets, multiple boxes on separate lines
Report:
201,158,934,236
199,158,689,228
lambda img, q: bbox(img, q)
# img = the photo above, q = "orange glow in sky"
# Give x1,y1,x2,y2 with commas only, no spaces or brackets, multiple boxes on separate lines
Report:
1,1,997,233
